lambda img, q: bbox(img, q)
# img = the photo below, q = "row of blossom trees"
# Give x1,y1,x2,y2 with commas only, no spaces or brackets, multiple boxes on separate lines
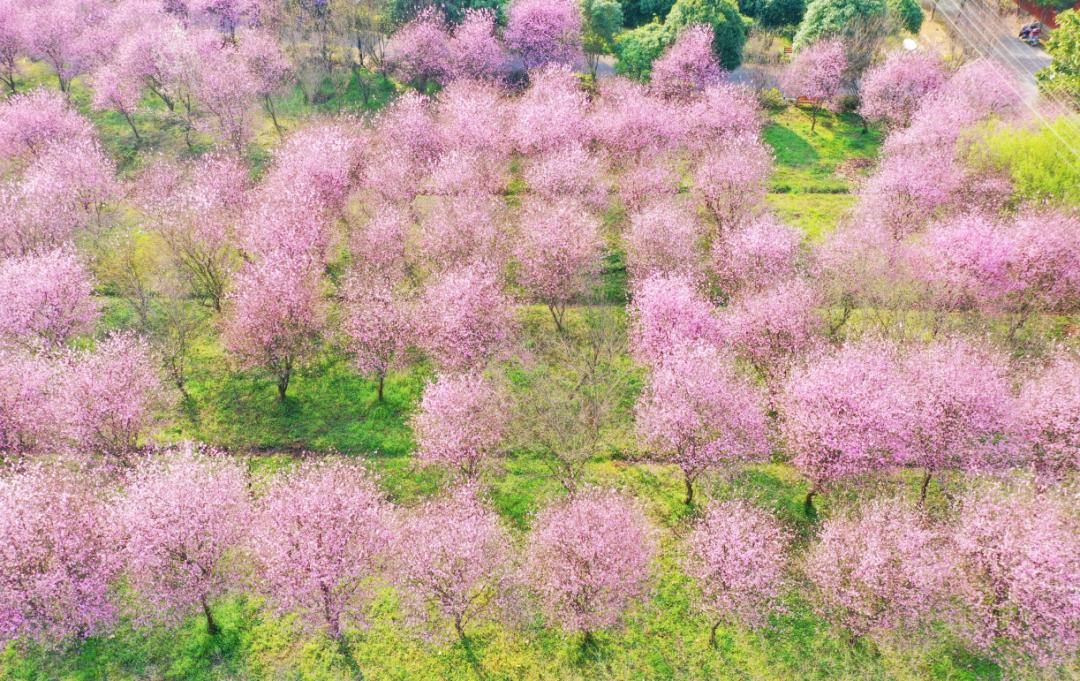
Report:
2,447,1076,673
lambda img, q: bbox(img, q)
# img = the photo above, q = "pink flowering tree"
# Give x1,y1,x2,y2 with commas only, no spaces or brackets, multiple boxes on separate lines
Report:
90,63,145,143
515,199,604,333
511,64,590,154
523,143,608,209
859,50,947,129
114,446,251,635
0,0,23,95
392,485,514,642
1017,353,1080,481
505,0,584,71
419,194,505,271
250,460,391,650
136,153,250,313
650,25,724,100
449,9,507,82
899,338,1015,501
0,248,99,350
223,258,325,402
712,215,803,299
0,350,60,455
351,203,410,282
237,30,291,136
807,498,953,640
0,88,94,161
524,489,655,642
61,332,165,456
720,279,822,388
341,276,412,402
780,339,912,514
685,500,790,644
418,264,516,372
21,0,107,93
413,372,507,479
951,486,1080,670
384,8,451,90
781,39,846,131
624,198,705,285
692,137,772,230
0,465,117,645
628,273,721,366
635,341,770,504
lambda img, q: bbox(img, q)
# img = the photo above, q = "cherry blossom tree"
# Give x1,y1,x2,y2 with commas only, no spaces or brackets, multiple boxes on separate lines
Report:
951,485,1080,669
524,489,655,641
685,500,789,644
341,276,412,402
859,50,947,129
0,248,98,349
114,446,250,635
515,198,604,333
350,202,410,282
807,498,953,639
511,64,589,154
720,278,822,386
413,372,507,479
448,8,507,82
417,264,516,372
0,350,59,455
624,198,705,285
628,273,721,366
505,0,584,71
237,30,291,136
223,258,325,402
90,63,145,143
635,340,770,504
392,485,514,642
135,153,250,313
780,339,912,514
419,194,505,270
384,8,450,90
590,78,680,161
712,215,803,299
0,88,95,161
692,137,771,229
781,39,846,131
523,143,608,209
61,332,165,456
1016,353,1080,481
0,465,117,645
0,0,23,95
899,338,1015,500
650,24,723,100
21,0,107,93
250,460,391,646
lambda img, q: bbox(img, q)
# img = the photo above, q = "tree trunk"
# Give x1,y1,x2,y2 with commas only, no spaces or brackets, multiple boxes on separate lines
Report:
683,474,694,505
377,373,385,402
811,104,818,132
454,615,467,643
549,303,566,334
709,619,722,647
123,111,142,144
201,595,220,636
804,488,817,518
264,94,284,139
277,372,290,402
919,470,932,504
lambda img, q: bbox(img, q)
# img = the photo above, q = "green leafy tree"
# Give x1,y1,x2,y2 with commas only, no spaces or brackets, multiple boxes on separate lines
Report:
793,0,887,49
1038,9,1080,107
887,0,922,32
665,0,748,70
759,0,807,27
966,116,1080,208
615,20,672,78
622,0,679,27
583,0,625,75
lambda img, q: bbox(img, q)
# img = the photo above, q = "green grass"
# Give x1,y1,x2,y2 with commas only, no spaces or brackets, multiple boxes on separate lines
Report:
763,106,883,238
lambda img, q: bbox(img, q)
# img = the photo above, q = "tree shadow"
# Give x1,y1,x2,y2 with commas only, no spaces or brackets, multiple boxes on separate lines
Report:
763,123,820,166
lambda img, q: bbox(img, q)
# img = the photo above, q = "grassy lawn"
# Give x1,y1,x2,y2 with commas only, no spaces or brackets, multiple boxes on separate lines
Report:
763,105,883,239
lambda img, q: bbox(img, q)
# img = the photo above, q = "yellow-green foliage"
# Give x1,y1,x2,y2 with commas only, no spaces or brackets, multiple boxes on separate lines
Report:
965,116,1080,208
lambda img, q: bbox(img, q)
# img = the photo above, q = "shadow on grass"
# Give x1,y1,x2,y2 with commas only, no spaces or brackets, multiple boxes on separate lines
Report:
763,123,820,167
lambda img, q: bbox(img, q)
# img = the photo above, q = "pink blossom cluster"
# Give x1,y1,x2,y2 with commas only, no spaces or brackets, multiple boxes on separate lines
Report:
413,372,508,479
524,489,655,634
504,0,583,71
650,25,724,100
629,273,721,366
